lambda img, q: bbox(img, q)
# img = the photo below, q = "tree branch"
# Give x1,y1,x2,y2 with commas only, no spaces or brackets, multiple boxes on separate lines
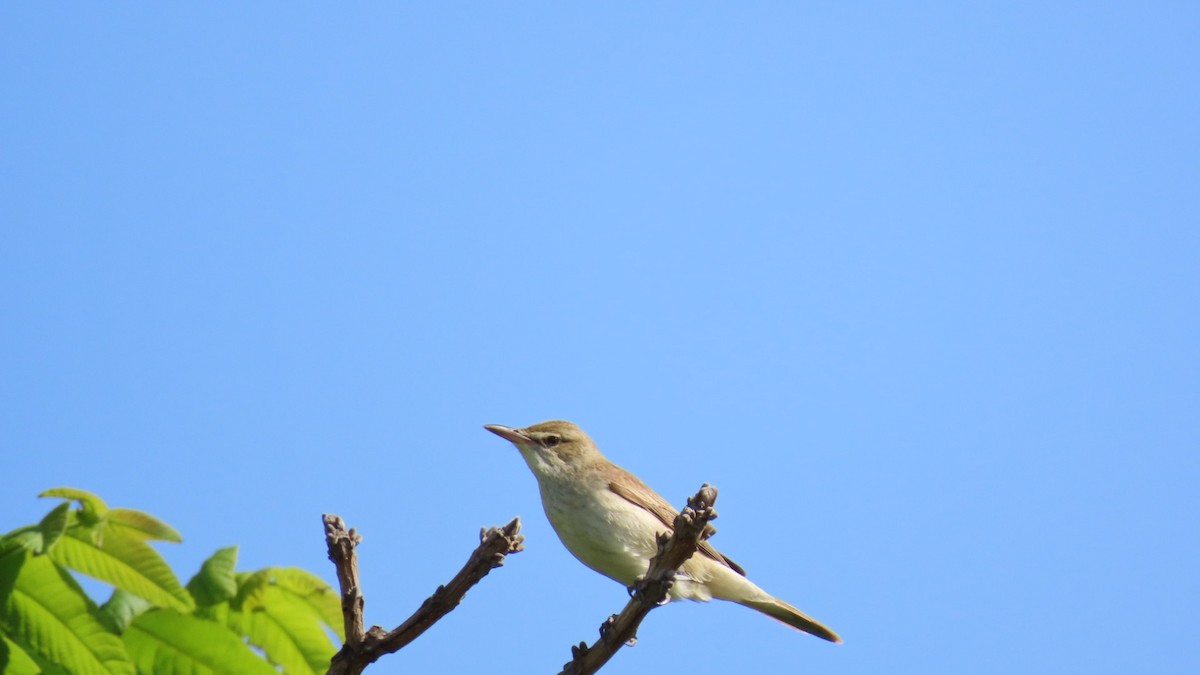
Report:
323,515,367,647
557,484,720,675
323,513,525,675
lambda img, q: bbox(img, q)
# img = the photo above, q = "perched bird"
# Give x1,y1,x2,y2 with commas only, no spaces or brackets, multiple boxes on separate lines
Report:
484,419,841,643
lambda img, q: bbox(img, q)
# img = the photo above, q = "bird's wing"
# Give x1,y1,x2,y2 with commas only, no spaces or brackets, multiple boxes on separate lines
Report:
608,479,746,576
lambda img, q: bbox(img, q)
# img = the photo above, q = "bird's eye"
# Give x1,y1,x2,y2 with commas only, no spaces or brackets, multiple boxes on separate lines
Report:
542,435,561,448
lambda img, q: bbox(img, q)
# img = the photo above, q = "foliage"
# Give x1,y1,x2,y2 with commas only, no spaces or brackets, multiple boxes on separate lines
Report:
0,488,342,675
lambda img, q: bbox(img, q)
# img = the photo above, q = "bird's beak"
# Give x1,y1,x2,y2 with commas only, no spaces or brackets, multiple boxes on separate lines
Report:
484,424,532,445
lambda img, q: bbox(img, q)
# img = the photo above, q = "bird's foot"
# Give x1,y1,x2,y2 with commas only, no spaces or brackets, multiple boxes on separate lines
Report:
600,614,637,647
630,570,675,606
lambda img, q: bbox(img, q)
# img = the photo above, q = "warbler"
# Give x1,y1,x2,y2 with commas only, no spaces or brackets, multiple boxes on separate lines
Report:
485,420,841,643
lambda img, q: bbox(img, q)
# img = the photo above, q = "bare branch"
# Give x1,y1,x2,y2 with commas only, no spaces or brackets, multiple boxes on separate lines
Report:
558,484,720,675
323,515,366,645
323,514,525,675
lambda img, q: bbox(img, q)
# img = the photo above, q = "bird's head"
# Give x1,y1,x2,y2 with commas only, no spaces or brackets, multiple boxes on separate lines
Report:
484,420,601,476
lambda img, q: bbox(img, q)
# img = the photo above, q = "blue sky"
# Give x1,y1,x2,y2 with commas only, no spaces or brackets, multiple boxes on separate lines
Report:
2,4,1197,673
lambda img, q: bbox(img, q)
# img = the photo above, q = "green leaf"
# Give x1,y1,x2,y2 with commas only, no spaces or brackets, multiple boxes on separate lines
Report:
231,568,341,633
39,488,109,522
0,544,134,675
2,526,44,553
186,547,238,607
192,598,230,624
106,509,183,543
100,590,152,634
233,568,271,611
48,529,194,611
270,567,344,638
223,568,341,673
124,609,278,675
38,502,72,554
2,632,72,675
232,585,338,675
1,634,44,675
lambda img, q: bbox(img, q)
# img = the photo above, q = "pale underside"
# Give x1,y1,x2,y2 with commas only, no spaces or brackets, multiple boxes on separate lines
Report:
535,466,764,604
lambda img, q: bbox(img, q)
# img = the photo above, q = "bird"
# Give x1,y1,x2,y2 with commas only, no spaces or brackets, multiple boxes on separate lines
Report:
484,419,841,643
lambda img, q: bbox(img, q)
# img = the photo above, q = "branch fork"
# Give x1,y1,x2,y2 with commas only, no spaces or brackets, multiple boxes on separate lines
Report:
322,514,524,675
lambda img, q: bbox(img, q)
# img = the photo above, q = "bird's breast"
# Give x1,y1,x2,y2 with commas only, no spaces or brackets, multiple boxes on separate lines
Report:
536,476,661,586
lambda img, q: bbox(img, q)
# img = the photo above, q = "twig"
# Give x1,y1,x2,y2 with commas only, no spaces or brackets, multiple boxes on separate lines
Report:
323,515,367,646
323,514,525,675
558,484,720,675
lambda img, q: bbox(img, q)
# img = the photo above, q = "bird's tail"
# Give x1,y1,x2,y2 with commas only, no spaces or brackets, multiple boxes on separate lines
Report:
741,596,842,643
699,562,841,643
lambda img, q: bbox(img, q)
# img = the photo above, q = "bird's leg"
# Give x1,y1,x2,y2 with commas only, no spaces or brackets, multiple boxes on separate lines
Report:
629,569,675,606
599,614,637,648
